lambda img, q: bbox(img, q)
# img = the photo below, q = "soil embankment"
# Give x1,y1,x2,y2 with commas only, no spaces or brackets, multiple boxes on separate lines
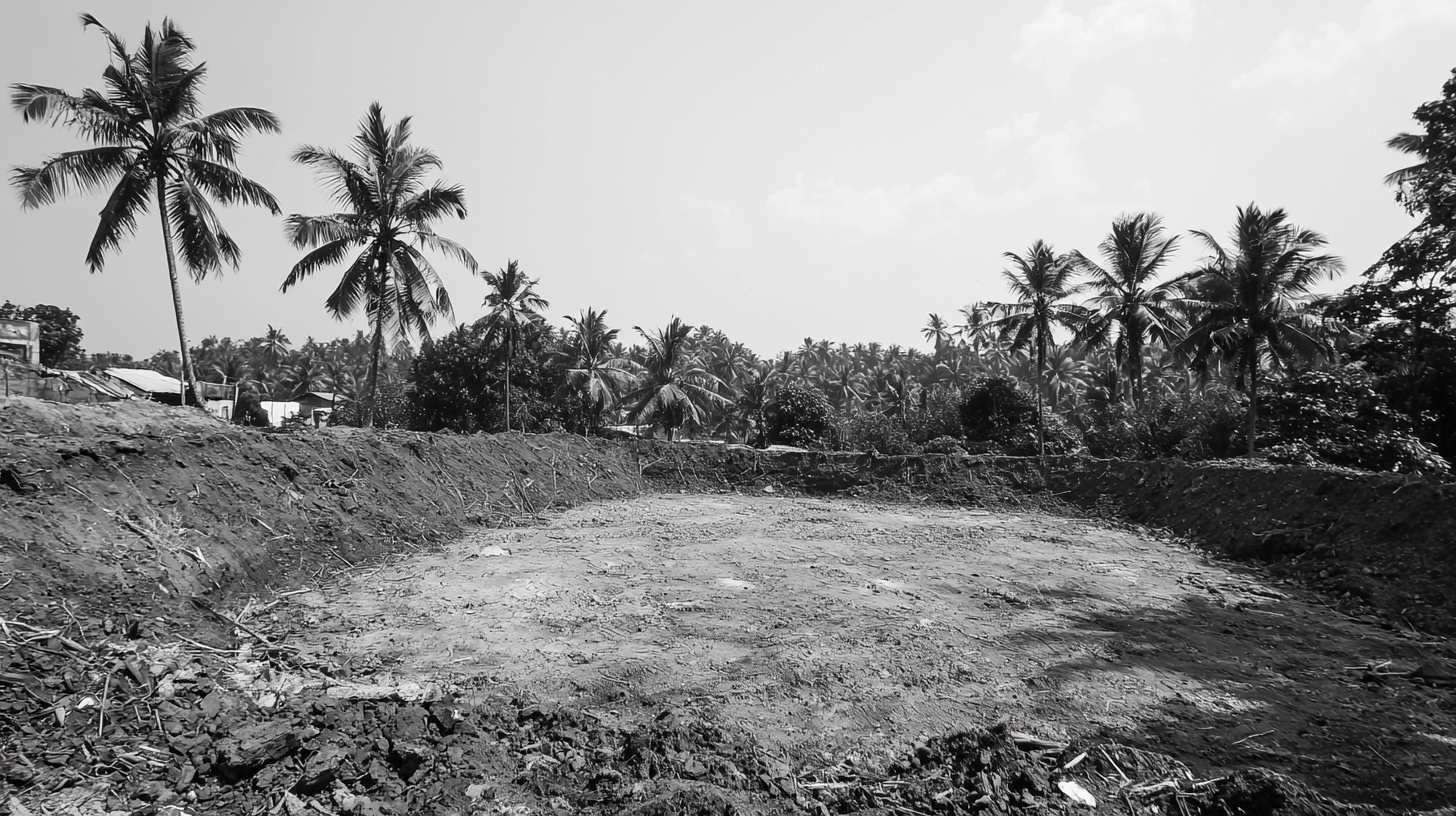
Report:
3,397,1454,816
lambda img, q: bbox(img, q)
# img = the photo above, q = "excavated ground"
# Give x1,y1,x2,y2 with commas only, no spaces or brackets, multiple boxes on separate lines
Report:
2,397,1454,816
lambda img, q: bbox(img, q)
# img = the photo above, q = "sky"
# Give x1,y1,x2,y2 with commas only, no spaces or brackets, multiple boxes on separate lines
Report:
1,0,1453,360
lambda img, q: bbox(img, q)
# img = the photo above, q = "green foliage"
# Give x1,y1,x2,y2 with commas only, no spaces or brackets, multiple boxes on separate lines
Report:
332,379,412,429
903,387,965,446
764,383,837,449
1074,389,1245,460
231,391,270,427
838,412,918,455
1260,367,1449,476
410,323,495,433
920,436,967,456
0,302,84,367
959,377,1036,445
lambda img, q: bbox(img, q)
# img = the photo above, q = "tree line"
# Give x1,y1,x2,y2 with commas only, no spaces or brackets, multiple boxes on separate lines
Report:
10,15,1455,476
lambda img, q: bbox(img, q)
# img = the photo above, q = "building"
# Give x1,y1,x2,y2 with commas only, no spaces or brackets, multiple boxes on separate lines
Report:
0,357,131,403
0,319,41,364
295,392,346,425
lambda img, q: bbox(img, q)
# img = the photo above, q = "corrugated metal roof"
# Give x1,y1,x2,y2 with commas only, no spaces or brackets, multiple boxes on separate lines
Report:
103,368,185,395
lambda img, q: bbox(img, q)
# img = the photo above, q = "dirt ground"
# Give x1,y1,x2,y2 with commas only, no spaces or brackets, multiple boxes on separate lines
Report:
274,493,1455,812
4,396,1456,816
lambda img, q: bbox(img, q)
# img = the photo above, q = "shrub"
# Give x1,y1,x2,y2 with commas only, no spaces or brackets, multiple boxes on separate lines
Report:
959,377,1036,446
903,386,965,445
921,435,967,456
232,391,270,427
1260,367,1449,476
764,383,837,449
839,412,918,455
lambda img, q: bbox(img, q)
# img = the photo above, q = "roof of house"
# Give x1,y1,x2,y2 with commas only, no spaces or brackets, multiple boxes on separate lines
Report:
298,392,345,403
102,368,185,395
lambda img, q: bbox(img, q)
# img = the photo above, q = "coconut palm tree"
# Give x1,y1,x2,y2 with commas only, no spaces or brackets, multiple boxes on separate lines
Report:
622,317,729,440
282,103,475,426
480,260,548,432
1179,204,1346,456
984,240,1087,454
922,313,953,362
1070,213,1186,407
557,307,635,435
11,15,281,405
261,325,291,374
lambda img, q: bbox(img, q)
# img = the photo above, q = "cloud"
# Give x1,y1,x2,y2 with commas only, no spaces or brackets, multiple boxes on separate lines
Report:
664,196,733,248
999,126,1095,208
1013,0,1195,88
1233,0,1456,88
766,174,992,238
1091,83,1142,130
984,112,1041,148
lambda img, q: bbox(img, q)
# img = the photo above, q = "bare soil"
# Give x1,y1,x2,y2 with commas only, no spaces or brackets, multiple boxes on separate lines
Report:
3,397,1455,816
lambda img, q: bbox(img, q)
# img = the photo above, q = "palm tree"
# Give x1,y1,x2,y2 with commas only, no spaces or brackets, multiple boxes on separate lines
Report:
622,317,729,440
922,313,953,362
1179,204,1346,456
557,307,635,435
11,15,281,405
1070,213,1185,407
282,103,475,426
261,325,291,374
480,260,548,432
985,240,1087,454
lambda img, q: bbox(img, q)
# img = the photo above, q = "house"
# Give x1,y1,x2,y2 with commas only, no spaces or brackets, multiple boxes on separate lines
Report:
0,319,41,364
0,357,131,404
94,368,232,407
295,392,345,425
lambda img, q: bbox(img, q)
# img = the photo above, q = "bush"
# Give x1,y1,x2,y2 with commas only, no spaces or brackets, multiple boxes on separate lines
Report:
764,383,837,449
921,435,967,456
959,377,1036,447
838,412,918,455
330,378,413,429
903,386,964,446
232,391,270,427
1260,367,1449,476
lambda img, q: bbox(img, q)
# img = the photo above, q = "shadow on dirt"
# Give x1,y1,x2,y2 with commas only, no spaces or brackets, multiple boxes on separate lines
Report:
1005,590,1456,811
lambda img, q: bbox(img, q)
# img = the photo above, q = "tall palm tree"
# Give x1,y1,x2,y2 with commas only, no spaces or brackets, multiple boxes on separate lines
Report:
11,15,281,405
282,103,475,426
922,313,953,362
985,240,1087,454
1070,213,1185,407
622,317,729,440
480,260,548,432
261,324,291,374
1179,204,1346,456
557,307,635,435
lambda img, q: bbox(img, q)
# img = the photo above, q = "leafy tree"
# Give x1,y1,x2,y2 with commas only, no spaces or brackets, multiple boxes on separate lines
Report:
410,321,496,433
1179,204,1346,456
1070,213,1184,406
922,313,953,362
622,317,728,440
556,307,634,435
959,376,1036,450
282,103,476,426
983,240,1087,454
481,260,548,432
764,382,837,449
0,302,84,367
232,390,270,427
11,15,281,403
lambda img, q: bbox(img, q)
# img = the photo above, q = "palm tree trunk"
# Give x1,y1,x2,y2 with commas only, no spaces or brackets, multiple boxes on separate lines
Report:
155,176,204,409
1245,336,1259,457
365,314,384,427
1036,332,1047,457
504,334,512,433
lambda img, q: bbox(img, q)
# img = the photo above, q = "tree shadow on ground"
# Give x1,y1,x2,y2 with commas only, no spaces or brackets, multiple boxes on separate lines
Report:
1003,590,1456,811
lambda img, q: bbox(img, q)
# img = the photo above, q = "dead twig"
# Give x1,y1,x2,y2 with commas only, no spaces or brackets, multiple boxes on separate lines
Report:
1231,729,1275,746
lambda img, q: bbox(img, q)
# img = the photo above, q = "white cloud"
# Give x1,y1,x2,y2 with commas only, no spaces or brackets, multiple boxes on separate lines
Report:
1091,83,1142,130
1014,0,1195,88
984,112,1041,148
1234,0,1456,88
664,196,733,248
999,126,1095,208
766,173,992,238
